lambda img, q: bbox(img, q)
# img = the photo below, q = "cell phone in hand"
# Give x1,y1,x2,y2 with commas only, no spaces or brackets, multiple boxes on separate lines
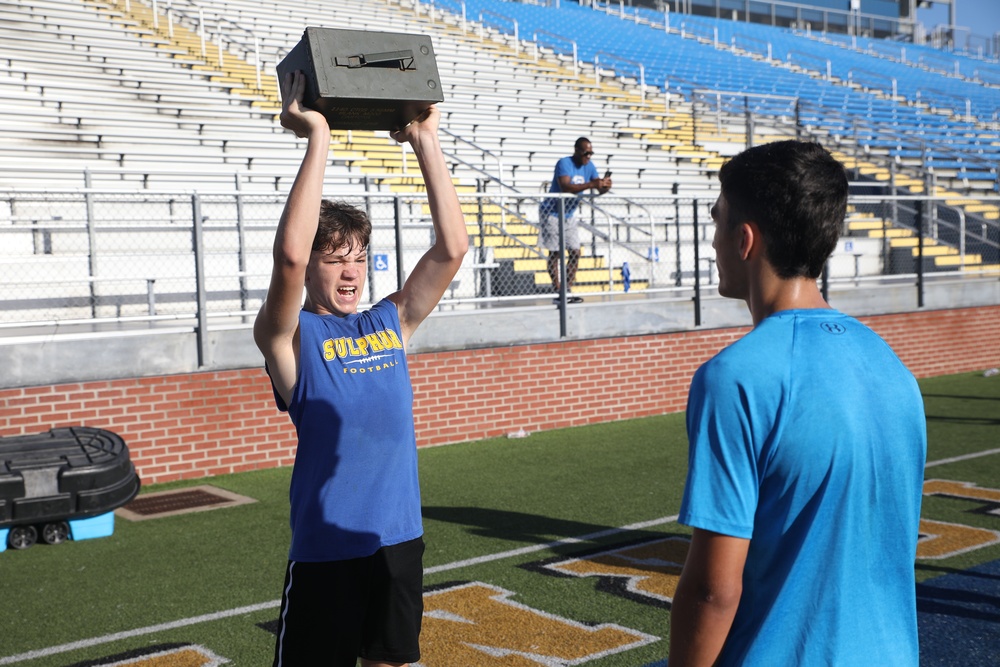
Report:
604,170,612,179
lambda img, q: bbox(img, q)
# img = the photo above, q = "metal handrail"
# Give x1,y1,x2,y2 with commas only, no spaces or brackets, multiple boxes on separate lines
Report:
593,51,645,103
786,49,832,79
915,88,974,122
428,0,467,31
440,128,518,230
590,197,657,262
678,20,717,45
153,0,266,91
866,40,907,62
692,89,798,105
479,10,519,54
532,30,578,78
441,128,513,193
731,33,773,61
847,67,898,98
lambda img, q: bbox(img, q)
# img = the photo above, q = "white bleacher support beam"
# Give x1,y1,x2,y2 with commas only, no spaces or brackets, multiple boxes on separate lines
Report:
199,9,206,58
254,35,261,91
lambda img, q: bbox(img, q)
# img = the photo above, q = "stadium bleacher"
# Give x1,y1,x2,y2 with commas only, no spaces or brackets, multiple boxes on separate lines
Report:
0,0,997,330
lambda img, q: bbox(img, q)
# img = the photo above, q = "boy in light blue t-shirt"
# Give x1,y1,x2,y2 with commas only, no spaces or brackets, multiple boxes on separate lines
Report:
670,141,926,667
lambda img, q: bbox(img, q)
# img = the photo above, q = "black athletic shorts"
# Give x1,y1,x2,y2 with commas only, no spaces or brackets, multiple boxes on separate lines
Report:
272,537,425,667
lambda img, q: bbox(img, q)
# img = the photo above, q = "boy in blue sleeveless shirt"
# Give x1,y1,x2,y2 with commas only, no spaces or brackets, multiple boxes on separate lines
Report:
669,141,926,666
255,71,468,667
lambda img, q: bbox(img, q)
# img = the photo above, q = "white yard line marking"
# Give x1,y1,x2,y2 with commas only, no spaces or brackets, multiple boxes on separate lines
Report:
925,447,1000,468
0,515,679,664
0,601,279,665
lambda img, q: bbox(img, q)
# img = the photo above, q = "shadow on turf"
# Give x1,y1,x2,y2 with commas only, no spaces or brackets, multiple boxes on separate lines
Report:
917,585,1000,623
917,563,1000,581
923,413,1000,426
921,393,1000,403
916,559,1000,667
421,505,668,550
916,561,1000,624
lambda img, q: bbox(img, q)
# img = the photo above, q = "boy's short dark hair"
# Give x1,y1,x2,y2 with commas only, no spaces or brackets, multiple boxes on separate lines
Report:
574,137,591,152
719,140,848,279
314,200,372,254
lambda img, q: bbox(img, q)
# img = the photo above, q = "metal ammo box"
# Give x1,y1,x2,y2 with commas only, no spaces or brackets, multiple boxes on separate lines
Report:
276,27,444,131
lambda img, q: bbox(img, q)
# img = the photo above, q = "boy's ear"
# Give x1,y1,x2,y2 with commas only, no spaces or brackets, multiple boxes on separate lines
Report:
738,221,756,261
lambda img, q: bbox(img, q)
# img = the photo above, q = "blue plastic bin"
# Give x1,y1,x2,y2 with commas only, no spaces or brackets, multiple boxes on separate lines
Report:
69,512,115,541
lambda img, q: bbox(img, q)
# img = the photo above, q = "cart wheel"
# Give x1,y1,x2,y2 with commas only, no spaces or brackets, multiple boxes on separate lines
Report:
42,521,71,545
8,525,38,550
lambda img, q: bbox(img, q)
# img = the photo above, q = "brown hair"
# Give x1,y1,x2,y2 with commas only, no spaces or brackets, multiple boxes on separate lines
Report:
313,200,372,254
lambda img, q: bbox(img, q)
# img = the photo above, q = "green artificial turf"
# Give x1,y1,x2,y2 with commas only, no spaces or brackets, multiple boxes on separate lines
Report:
915,371,1000,581
0,372,997,666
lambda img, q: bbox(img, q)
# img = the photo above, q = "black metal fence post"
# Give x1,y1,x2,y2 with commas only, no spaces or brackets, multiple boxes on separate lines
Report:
192,193,208,368
557,196,568,337
917,175,928,308
794,98,802,140
84,170,98,319
394,195,405,292
234,174,249,318
692,199,702,327
673,183,682,287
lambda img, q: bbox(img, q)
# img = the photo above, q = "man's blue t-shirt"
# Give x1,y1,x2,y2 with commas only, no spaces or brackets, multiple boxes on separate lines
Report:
540,156,598,219
272,299,423,562
679,309,925,666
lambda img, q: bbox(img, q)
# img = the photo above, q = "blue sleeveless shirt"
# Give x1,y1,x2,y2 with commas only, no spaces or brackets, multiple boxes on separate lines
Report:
272,299,423,562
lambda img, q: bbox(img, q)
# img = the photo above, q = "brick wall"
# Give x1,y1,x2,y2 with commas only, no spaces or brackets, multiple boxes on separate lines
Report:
1,305,997,485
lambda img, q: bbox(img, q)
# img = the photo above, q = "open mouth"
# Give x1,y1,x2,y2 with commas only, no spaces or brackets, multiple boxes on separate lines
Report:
338,286,356,297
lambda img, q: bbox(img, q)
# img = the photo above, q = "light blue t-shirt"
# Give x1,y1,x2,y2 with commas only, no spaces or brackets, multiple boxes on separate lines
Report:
272,299,423,562
679,309,925,666
540,156,599,219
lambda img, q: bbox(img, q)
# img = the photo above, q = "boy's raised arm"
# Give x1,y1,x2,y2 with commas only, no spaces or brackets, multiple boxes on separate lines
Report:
388,106,469,347
253,71,331,404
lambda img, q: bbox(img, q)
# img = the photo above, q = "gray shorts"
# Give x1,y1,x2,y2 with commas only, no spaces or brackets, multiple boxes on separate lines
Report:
538,211,580,252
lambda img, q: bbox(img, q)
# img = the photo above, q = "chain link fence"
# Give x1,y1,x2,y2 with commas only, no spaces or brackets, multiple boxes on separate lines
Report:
1,188,998,331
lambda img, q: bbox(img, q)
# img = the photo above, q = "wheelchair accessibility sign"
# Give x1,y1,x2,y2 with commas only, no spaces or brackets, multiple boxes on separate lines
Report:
374,254,389,271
